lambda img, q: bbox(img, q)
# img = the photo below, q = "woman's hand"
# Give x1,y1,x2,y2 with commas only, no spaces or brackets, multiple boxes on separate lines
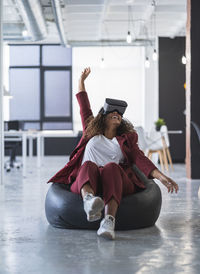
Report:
78,67,91,92
80,67,91,82
150,168,179,193
159,175,179,193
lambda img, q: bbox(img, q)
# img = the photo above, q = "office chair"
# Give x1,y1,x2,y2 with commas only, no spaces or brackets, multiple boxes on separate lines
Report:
4,120,23,172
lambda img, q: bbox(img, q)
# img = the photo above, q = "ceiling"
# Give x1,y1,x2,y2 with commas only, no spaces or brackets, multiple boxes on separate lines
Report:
2,0,187,47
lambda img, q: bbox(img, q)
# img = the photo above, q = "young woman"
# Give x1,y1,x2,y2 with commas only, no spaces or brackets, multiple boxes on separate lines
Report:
48,67,179,240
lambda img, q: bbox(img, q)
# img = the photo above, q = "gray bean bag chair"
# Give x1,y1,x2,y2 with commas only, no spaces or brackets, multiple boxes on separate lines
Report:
45,164,162,230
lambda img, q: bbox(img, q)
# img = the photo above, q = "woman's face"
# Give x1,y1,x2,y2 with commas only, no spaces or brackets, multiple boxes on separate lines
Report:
104,111,122,129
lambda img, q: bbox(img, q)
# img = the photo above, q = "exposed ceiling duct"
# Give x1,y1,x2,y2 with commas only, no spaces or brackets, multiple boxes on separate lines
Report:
51,0,68,47
16,0,47,41
2,0,186,44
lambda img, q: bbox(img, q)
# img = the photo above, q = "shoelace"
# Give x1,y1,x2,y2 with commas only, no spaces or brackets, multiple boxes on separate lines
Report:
102,218,114,229
84,193,94,201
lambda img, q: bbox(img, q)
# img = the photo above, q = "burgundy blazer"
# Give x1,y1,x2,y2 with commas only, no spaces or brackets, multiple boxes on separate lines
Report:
47,91,157,189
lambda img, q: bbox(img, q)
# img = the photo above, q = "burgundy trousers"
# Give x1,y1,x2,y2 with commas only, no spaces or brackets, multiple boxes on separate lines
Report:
70,161,136,205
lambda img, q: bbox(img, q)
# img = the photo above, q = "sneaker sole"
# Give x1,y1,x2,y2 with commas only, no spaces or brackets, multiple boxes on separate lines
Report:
87,213,102,222
97,230,115,240
87,197,104,222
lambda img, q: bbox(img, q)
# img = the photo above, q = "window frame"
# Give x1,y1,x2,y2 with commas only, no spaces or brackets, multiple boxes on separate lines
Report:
41,66,72,122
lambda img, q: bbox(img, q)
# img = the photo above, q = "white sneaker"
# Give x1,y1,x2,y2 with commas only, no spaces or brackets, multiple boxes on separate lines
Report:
83,193,104,222
97,215,115,240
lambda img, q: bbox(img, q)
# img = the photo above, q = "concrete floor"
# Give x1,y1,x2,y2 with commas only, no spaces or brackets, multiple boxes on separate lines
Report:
0,156,200,274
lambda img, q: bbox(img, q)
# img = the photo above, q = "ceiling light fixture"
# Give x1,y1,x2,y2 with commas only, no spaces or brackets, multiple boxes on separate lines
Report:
182,56,187,65
126,31,132,44
100,57,105,69
152,49,158,61
145,57,150,68
126,5,134,44
152,1,158,62
22,30,28,37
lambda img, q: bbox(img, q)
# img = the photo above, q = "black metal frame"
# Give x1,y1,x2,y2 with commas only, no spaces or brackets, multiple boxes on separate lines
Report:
9,44,73,130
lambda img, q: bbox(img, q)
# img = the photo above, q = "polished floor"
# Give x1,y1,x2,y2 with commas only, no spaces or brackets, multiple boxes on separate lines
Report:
0,156,200,274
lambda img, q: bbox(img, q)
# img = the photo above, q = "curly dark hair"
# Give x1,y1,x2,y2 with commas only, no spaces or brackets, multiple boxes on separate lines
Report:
84,112,135,139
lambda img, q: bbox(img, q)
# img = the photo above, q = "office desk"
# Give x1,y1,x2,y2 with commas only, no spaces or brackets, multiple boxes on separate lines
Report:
4,130,78,176
37,130,78,167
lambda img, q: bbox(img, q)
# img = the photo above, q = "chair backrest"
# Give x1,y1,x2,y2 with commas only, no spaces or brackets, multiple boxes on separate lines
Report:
160,125,170,147
149,127,163,148
4,120,24,131
134,126,148,150
191,121,200,143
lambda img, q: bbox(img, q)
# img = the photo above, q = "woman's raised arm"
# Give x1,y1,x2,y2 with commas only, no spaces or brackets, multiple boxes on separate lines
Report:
76,67,93,131
78,67,91,92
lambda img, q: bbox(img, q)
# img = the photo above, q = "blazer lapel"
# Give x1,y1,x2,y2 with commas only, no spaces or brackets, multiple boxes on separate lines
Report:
116,134,131,164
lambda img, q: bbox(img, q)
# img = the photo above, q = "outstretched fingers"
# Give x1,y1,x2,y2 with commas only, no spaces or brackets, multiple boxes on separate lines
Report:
162,178,179,194
81,67,91,79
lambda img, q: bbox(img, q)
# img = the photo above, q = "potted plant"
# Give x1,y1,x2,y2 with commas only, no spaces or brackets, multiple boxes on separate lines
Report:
154,118,166,131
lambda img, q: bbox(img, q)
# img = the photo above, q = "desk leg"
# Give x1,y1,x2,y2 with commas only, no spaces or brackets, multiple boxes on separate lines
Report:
29,136,33,157
22,134,27,177
41,136,44,165
37,134,41,168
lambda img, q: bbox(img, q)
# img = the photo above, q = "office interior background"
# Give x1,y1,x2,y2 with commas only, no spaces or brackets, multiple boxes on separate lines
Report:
1,0,200,273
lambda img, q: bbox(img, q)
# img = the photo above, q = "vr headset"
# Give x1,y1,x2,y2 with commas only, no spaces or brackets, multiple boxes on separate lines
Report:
99,98,128,116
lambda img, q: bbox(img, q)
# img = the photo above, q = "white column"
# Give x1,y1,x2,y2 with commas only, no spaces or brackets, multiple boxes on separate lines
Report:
0,0,4,185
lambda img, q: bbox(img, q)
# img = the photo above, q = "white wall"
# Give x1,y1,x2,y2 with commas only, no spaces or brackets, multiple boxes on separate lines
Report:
144,45,159,133
72,46,147,132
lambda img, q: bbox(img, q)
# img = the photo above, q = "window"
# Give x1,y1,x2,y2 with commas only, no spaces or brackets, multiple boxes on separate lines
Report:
44,70,71,117
42,45,72,66
9,44,72,130
10,45,40,66
10,68,40,120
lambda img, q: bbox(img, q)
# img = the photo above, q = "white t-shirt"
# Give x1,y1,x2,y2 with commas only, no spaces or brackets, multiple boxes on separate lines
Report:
81,135,124,167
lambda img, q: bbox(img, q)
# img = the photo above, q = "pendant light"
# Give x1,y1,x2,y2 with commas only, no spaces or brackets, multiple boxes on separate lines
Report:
126,31,132,43
145,57,150,68
152,49,158,61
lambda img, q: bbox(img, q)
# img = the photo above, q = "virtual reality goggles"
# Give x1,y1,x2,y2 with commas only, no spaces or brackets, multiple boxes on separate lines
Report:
99,98,128,116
